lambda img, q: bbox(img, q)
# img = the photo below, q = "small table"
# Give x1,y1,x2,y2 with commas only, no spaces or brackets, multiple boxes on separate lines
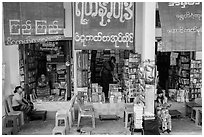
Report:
185,102,201,117
191,107,202,126
169,110,181,118
30,110,47,121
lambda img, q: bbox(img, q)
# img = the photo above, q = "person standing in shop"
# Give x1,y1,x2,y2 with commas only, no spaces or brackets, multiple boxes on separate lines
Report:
100,56,116,102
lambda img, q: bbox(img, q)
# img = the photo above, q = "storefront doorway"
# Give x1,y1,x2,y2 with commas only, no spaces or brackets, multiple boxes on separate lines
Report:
19,40,73,102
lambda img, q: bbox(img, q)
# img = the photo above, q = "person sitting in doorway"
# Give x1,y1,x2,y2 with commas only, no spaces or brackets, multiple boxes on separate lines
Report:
37,74,50,97
155,86,172,133
12,86,34,116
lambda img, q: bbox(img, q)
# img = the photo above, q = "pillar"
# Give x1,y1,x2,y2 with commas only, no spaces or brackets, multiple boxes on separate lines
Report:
142,2,156,61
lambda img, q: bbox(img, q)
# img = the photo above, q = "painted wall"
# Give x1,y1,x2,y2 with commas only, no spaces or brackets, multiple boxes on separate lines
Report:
2,29,20,117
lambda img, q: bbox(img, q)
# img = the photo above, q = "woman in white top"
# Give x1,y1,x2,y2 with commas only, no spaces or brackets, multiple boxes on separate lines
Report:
12,86,33,115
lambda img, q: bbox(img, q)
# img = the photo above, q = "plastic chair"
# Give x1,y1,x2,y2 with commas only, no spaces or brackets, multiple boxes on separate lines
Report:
67,94,77,128
4,115,20,134
2,127,14,135
55,110,69,130
5,95,24,127
77,95,95,128
52,126,66,135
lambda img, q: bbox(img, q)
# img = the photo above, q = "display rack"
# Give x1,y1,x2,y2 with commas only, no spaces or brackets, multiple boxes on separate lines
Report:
178,52,191,90
19,43,39,99
19,45,25,90
123,53,144,104
76,50,91,102
189,60,202,100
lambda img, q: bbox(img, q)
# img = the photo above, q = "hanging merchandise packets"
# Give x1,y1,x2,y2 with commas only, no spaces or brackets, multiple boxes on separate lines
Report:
170,52,178,66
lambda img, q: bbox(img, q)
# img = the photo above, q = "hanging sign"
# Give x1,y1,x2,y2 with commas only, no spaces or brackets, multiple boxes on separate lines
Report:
74,2,134,50
158,2,202,51
3,2,65,45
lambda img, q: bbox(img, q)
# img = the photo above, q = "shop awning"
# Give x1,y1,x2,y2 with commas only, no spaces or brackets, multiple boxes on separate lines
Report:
3,2,65,45
74,2,135,50
158,2,202,52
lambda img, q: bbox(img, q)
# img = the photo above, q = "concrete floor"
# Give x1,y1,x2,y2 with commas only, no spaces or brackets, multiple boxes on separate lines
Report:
17,101,202,135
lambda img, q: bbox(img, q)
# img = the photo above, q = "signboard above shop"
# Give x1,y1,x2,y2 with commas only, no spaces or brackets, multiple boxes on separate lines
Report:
74,2,134,50
3,2,65,45
158,2,202,52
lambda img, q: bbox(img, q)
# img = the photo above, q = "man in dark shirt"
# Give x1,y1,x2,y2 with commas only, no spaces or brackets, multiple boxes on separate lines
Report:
100,56,116,102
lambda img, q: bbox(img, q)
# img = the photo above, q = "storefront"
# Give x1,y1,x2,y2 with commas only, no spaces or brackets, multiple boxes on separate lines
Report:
157,2,202,102
3,2,74,113
3,2,160,133
72,2,157,124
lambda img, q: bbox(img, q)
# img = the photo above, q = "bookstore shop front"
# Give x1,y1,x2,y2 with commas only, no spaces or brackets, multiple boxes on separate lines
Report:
18,40,73,102
156,3,202,104
3,2,74,111
73,2,156,122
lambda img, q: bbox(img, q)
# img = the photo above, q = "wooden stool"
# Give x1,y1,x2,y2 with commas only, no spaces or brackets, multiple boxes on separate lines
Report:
2,127,14,135
52,126,66,135
191,107,202,126
4,115,20,134
124,104,134,128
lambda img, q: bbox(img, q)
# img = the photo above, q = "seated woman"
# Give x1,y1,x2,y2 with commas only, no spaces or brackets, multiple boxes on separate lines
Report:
12,86,33,115
37,74,50,97
155,87,172,133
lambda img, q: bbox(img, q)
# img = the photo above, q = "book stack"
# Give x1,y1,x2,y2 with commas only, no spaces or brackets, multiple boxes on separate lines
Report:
133,104,144,129
189,60,202,100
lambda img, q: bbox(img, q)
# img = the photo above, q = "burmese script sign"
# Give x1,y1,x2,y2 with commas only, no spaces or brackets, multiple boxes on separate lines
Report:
74,2,134,50
158,2,202,51
3,2,65,45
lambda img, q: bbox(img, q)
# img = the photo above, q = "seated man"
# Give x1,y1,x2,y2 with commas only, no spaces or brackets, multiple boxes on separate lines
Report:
12,86,34,115
37,74,50,97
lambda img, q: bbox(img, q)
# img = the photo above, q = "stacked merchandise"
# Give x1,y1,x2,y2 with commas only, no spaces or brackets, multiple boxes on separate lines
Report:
91,83,105,103
19,45,25,89
27,44,38,96
76,51,90,87
168,52,179,90
77,87,88,104
93,51,103,83
123,53,145,104
177,52,191,102
19,44,39,99
109,84,123,103
189,60,202,100
133,104,144,129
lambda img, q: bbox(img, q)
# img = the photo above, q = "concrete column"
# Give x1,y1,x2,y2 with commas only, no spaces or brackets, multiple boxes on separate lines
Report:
2,25,20,116
142,2,156,61
64,2,73,38
134,2,143,54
